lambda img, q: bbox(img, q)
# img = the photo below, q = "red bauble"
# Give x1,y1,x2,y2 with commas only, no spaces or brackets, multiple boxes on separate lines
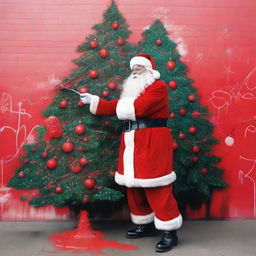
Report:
47,181,54,189
45,116,62,138
79,87,89,93
59,100,68,109
41,152,48,158
23,158,29,163
189,126,197,134
89,70,98,79
167,60,176,70
77,100,84,107
82,196,89,203
90,40,98,48
156,39,162,46
169,113,175,119
117,38,125,45
75,124,86,135
107,81,117,90
168,80,177,89
201,168,208,174
79,157,89,166
179,108,187,116
112,22,119,29
47,158,58,169
192,156,199,162
84,178,95,189
55,186,63,193
192,145,200,153
71,165,82,173
83,136,89,142
178,133,186,139
188,95,195,102
99,48,109,58
173,142,179,150
192,111,200,119
62,141,74,153
102,90,109,97
18,171,25,178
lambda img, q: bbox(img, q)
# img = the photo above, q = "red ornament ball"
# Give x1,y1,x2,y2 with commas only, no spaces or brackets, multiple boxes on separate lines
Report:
107,81,117,90
47,158,58,169
192,156,199,162
77,100,84,107
84,178,95,189
62,141,74,153
192,111,200,119
55,186,63,193
59,100,68,109
79,157,89,166
192,145,200,153
71,165,82,173
99,48,109,58
156,39,162,46
79,87,89,93
18,171,25,178
102,90,109,97
188,95,195,102
189,126,197,134
179,108,187,116
41,152,48,158
82,196,89,203
117,38,125,45
201,168,208,174
167,60,176,70
90,40,98,48
178,133,186,139
112,22,119,29
89,70,98,79
173,142,179,150
169,113,175,119
83,136,89,142
75,124,86,135
168,80,177,89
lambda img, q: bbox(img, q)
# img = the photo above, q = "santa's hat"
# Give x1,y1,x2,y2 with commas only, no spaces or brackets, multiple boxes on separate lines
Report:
130,54,160,79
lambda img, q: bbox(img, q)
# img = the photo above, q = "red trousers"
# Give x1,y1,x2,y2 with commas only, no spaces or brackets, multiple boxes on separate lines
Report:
127,185,182,231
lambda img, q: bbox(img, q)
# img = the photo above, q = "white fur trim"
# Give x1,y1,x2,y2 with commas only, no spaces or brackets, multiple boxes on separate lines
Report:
155,214,183,231
152,70,160,79
116,97,136,121
89,95,100,115
123,131,135,184
130,56,152,69
115,171,177,188
130,212,155,224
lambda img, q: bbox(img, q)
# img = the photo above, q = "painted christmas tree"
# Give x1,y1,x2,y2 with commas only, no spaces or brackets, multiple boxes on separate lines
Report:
8,1,136,214
138,20,226,212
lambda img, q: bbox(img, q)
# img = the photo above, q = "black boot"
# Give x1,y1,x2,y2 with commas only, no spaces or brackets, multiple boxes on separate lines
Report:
126,222,156,239
155,230,178,253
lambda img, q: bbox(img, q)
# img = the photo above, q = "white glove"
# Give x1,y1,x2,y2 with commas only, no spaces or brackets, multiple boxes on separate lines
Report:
80,93,93,104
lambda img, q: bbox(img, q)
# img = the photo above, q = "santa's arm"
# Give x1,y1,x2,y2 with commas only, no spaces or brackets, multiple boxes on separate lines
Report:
89,95,118,116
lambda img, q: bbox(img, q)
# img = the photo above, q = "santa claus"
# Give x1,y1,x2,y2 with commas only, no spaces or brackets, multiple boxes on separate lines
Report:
80,54,182,252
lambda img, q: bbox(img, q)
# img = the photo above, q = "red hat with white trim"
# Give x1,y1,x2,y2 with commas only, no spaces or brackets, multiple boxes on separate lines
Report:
130,54,160,79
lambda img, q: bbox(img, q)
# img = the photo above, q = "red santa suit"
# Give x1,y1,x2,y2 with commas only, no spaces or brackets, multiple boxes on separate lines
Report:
89,54,182,231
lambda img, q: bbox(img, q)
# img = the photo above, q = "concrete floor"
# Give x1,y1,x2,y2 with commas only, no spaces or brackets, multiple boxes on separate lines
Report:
0,220,255,256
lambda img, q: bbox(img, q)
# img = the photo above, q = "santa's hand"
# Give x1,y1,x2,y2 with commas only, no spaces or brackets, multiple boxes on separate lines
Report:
80,93,92,104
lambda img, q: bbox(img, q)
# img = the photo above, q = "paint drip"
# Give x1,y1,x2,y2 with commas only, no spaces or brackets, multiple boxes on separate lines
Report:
49,210,138,254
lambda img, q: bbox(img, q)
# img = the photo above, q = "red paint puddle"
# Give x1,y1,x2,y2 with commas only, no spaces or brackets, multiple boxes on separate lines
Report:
49,211,138,255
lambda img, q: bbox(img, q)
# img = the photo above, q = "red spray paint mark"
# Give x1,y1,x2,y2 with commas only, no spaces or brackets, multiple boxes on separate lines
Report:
49,210,138,255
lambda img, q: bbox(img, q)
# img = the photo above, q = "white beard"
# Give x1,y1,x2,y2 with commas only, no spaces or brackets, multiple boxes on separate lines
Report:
120,70,155,98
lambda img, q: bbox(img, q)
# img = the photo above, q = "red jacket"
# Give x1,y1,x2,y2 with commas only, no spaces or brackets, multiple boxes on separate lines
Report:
89,80,176,187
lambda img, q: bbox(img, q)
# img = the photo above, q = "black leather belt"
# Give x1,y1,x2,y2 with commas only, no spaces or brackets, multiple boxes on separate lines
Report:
123,119,167,132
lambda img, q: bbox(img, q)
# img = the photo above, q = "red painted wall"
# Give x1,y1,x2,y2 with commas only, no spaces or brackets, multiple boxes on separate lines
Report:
1,0,256,220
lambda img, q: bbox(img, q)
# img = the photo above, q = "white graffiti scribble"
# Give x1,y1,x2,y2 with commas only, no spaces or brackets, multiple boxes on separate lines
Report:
239,155,256,216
